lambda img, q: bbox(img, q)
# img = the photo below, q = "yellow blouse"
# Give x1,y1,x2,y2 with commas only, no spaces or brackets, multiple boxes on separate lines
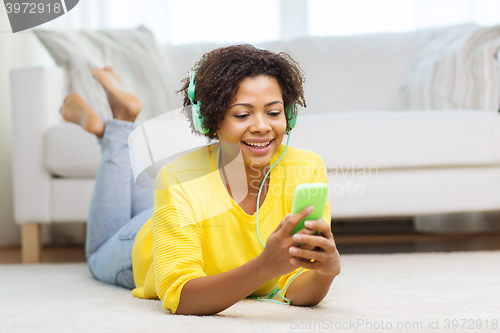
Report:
131,143,331,314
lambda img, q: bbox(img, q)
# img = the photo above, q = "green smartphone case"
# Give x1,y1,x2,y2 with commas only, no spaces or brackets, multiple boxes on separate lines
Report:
291,183,329,235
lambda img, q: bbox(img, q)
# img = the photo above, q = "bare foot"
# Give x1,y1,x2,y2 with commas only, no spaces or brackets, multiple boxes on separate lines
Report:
60,93,105,138
92,66,142,122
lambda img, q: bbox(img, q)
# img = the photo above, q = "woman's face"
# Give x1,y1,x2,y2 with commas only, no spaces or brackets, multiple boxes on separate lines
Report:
216,75,287,171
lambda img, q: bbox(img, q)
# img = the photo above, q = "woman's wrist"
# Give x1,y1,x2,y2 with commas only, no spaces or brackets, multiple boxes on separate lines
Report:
253,253,279,282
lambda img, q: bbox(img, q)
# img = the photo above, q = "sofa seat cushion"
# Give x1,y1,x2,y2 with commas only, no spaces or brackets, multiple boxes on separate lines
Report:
44,123,101,178
329,166,500,218
291,109,500,169
46,110,500,178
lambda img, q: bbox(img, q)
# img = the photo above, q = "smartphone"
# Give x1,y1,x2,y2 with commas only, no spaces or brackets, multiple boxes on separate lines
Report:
291,183,329,235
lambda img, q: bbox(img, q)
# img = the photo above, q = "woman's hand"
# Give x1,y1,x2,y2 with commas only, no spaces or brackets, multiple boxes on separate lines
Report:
294,221,320,251
257,206,316,279
288,218,341,277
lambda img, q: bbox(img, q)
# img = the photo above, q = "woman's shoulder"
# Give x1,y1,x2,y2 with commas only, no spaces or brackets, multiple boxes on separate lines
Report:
156,144,216,185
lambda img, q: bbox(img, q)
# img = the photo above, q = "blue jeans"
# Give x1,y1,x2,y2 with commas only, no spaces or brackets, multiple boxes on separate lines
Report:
85,119,154,289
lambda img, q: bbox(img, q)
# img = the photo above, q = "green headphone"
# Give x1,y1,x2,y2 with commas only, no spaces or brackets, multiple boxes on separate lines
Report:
187,69,208,134
187,67,298,135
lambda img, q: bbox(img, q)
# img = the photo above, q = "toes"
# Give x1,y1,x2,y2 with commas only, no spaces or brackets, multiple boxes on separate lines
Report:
103,66,122,81
93,68,107,80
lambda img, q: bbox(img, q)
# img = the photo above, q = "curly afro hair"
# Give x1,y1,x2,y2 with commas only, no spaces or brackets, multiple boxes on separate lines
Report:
178,44,306,140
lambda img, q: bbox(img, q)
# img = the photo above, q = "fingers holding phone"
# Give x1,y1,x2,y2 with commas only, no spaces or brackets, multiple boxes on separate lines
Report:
289,218,341,277
293,219,321,250
259,206,317,278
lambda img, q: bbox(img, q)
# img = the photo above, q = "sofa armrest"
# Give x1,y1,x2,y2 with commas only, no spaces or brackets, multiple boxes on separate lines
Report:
10,67,68,224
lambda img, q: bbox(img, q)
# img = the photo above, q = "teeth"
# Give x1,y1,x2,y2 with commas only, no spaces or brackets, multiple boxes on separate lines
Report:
244,140,271,148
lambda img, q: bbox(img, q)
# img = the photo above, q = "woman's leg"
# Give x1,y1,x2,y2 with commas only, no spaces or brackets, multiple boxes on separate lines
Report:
86,119,154,289
60,67,152,288
91,66,154,217
85,118,136,257
86,118,154,288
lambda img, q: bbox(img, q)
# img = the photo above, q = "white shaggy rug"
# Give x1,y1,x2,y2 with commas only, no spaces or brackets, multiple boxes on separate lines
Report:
1,251,499,333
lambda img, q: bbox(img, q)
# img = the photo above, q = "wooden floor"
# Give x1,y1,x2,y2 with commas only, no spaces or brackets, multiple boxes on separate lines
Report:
1,220,499,264
0,245,86,264
335,233,500,254
332,219,500,254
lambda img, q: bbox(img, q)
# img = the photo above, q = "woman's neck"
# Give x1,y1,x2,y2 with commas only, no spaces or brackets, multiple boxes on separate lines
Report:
244,164,270,195
218,149,270,198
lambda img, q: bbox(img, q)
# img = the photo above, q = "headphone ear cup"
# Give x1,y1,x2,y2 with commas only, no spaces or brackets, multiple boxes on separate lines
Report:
188,71,196,100
288,113,297,130
286,105,298,130
188,69,209,135
192,102,202,133
192,102,209,134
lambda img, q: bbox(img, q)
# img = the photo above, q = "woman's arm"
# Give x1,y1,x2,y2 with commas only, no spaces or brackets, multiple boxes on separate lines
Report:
175,255,272,315
175,208,315,315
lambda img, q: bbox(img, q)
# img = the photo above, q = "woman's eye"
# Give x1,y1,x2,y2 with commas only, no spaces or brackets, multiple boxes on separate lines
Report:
234,114,249,119
269,111,281,117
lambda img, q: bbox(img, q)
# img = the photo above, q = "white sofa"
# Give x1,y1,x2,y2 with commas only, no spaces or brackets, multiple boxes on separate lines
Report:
11,25,500,263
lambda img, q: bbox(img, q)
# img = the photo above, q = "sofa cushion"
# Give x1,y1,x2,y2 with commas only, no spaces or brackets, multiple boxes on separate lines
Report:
290,109,500,169
46,110,500,178
44,123,100,178
286,30,427,114
162,31,429,114
329,166,500,218
398,24,500,111
34,26,172,122
44,115,204,179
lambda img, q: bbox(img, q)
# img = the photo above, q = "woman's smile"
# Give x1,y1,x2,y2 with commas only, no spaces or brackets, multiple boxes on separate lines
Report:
241,138,274,154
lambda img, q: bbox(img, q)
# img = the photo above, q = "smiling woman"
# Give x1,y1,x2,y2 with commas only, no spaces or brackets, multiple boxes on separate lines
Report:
63,44,340,316
130,44,340,315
